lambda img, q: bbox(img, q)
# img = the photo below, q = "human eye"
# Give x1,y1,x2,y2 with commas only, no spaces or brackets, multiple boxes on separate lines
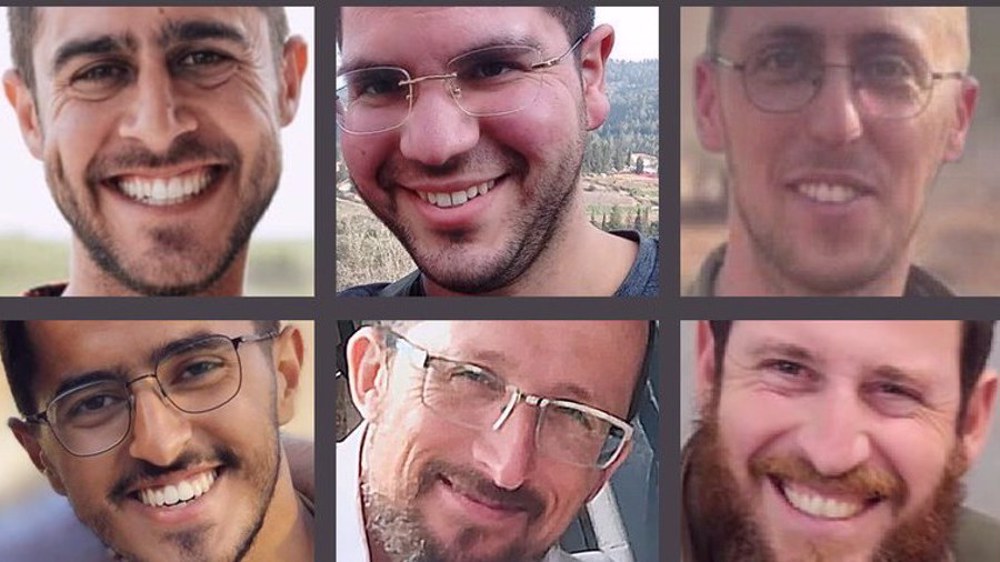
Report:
754,357,818,392
60,387,127,426
454,47,534,82
858,54,921,87
173,49,238,87
170,356,228,386
176,50,229,68
554,404,596,431
69,61,132,98
344,69,407,102
865,379,924,416
749,46,810,82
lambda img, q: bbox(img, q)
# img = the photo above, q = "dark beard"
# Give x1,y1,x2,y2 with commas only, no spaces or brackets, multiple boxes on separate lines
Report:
683,415,965,562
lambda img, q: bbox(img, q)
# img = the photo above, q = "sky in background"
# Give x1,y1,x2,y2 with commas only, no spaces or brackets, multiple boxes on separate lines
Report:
596,6,659,61
0,7,314,239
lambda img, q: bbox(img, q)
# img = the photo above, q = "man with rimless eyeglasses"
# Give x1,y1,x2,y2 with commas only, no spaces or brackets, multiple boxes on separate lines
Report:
338,320,655,561
688,7,978,296
0,320,313,561
337,7,658,297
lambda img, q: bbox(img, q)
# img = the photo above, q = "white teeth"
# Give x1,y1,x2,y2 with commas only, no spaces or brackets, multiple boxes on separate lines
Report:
782,482,864,519
418,179,496,208
138,469,217,508
118,169,213,207
797,182,860,204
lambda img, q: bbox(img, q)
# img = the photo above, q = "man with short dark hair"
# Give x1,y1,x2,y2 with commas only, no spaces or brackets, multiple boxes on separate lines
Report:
1,320,314,562
688,7,978,296
337,7,658,297
682,320,1000,561
338,320,657,561
3,7,308,296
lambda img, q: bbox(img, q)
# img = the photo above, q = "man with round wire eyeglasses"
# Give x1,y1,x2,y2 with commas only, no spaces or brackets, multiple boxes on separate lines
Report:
0,320,314,562
336,6,659,297
337,320,658,562
687,7,979,296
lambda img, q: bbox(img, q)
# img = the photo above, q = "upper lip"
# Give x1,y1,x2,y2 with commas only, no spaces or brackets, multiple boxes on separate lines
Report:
126,465,220,495
105,162,225,183
400,175,502,193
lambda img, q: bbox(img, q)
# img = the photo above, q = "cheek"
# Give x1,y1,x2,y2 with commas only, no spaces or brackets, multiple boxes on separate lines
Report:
876,427,951,506
44,102,112,175
342,134,392,184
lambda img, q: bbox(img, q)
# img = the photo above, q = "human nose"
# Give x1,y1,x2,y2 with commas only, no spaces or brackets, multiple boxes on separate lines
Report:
795,384,871,476
398,78,480,167
126,376,192,466
471,398,538,490
804,65,864,146
117,63,198,153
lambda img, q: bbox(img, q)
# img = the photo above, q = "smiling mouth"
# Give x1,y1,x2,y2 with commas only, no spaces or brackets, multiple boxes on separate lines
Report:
135,468,218,509
774,477,882,520
795,182,864,204
112,166,223,207
416,178,497,209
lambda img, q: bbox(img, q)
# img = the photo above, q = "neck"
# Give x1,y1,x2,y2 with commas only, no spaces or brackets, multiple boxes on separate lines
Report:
716,225,911,297
423,197,638,296
64,238,247,296
243,451,314,562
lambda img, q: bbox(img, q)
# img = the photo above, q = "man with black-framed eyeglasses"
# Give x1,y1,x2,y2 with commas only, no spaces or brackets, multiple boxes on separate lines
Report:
338,320,656,562
0,320,314,562
337,6,659,297
687,7,979,297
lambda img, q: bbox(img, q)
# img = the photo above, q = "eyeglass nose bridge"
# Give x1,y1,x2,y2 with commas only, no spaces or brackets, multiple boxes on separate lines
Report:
491,388,547,431
398,71,464,106
124,371,172,406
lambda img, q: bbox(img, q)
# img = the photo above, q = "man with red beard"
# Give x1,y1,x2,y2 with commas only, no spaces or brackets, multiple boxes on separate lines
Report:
3,7,308,296
682,321,1000,561
338,320,655,561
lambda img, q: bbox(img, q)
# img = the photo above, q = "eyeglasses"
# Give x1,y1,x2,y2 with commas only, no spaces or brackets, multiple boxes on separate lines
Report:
24,331,278,457
383,329,633,469
712,47,965,119
336,33,589,135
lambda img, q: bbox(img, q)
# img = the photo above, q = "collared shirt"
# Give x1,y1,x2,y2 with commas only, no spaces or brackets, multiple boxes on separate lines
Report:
337,424,615,562
685,244,953,297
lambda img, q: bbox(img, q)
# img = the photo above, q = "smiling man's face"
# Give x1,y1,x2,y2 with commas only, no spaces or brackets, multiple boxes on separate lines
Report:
348,320,645,562
339,7,611,294
5,7,306,295
690,320,997,561
11,320,298,562
695,7,978,294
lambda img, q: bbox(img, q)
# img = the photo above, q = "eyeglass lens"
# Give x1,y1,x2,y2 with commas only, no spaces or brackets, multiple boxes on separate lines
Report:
45,335,242,456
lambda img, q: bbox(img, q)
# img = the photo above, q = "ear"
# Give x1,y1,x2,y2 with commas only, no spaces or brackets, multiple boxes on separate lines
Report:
694,56,726,153
585,439,633,502
277,36,308,126
8,417,66,495
943,75,979,162
273,324,305,425
579,23,614,131
346,327,392,421
695,321,719,413
3,69,44,160
959,368,997,465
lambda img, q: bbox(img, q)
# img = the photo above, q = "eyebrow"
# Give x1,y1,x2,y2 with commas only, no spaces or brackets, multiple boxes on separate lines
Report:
338,34,544,75
42,330,222,406
52,33,137,75
158,19,249,50
739,340,818,364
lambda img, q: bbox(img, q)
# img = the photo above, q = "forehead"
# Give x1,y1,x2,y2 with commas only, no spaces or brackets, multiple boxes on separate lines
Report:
399,320,646,415
32,7,269,59
726,320,962,381
26,320,256,387
721,7,962,62
340,7,563,70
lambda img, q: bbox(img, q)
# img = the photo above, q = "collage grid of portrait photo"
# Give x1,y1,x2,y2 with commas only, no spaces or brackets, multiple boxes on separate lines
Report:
2,4,996,562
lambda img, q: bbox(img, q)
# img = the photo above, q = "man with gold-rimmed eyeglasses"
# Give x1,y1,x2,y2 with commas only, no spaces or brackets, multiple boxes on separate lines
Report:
336,6,659,297
1,320,314,562
337,320,657,562
688,7,979,297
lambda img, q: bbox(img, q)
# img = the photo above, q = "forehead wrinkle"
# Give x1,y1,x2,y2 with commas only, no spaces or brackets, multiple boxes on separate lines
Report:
157,18,251,50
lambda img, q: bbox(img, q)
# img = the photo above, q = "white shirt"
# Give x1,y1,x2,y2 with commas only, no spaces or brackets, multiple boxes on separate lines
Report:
337,424,613,562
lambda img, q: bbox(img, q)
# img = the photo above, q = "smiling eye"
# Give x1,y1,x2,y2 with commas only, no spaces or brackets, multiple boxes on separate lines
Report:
70,62,132,98
178,50,229,67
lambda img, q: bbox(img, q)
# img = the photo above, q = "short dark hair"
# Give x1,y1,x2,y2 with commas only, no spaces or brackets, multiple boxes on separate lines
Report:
336,6,594,49
705,7,728,56
1,320,282,417
707,320,994,424
7,7,290,93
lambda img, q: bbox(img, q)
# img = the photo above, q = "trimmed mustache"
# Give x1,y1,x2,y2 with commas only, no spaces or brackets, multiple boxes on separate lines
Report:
85,135,240,185
751,455,905,505
418,459,545,519
109,446,239,503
